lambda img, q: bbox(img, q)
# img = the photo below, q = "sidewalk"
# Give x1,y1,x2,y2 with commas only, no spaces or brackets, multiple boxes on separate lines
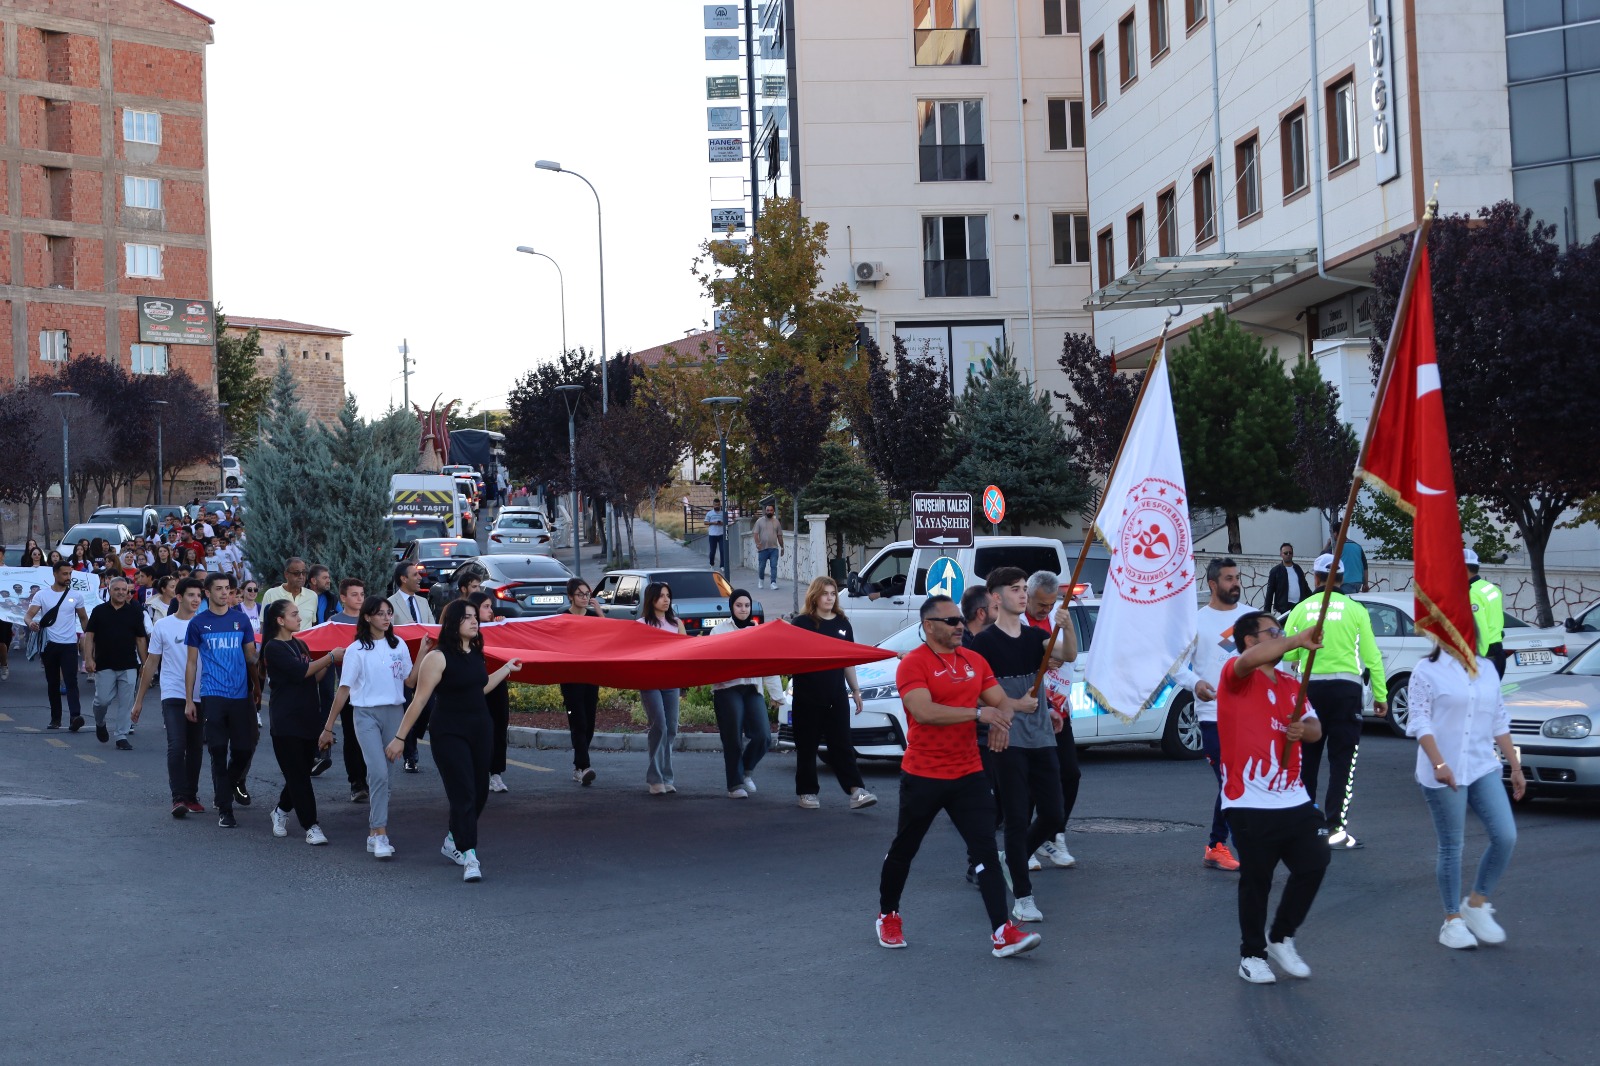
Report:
624,516,804,620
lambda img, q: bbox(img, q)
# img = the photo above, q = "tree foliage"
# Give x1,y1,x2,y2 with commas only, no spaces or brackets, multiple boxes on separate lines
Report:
941,347,1089,535
799,442,896,559
1289,359,1360,530
245,362,334,579
1055,331,1143,473
1368,201,1600,624
1169,311,1301,552
850,336,955,530
215,313,271,443
574,399,682,565
317,395,420,593
1353,490,1515,563
503,348,637,491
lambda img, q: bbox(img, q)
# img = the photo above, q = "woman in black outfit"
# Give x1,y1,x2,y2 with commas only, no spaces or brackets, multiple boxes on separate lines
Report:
259,598,344,845
468,591,511,794
790,576,876,811
559,576,601,786
148,544,177,581
387,599,521,883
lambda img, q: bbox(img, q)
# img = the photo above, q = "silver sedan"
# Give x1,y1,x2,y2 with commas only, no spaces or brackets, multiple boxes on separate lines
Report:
1499,639,1600,801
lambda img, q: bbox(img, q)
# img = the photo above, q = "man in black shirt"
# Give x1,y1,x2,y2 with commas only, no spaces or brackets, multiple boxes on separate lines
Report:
84,576,148,750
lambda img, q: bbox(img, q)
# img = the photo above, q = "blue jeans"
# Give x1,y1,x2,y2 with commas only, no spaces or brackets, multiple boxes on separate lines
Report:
1421,773,1517,914
757,548,780,583
713,685,770,789
1199,721,1230,847
641,688,680,786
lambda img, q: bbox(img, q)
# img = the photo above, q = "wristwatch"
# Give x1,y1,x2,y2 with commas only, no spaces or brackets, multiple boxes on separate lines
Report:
975,707,983,723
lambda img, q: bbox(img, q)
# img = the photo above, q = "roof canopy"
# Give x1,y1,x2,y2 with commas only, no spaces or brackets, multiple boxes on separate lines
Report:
1084,249,1319,312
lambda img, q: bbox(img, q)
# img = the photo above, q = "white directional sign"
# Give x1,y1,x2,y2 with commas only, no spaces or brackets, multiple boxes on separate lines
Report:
911,492,974,549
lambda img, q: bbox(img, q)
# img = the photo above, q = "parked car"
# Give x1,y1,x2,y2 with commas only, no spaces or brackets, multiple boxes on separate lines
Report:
1563,598,1600,659
485,511,554,556
447,554,574,619
592,567,761,635
387,514,450,560
90,506,159,538
221,453,245,489
198,499,233,521
218,490,247,513
1498,638,1600,801
3,544,27,566
152,504,190,528
395,537,479,597
57,522,133,556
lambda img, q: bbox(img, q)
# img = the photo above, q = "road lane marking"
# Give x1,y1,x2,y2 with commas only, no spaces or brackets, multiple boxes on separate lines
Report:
0,713,12,721
45,738,68,748
116,772,138,780
18,726,39,733
506,757,554,774
77,754,103,764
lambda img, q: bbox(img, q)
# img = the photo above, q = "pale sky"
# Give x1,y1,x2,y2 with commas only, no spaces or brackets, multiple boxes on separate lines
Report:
204,0,718,416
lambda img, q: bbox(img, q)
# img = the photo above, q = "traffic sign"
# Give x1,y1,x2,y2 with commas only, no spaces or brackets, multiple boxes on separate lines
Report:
982,484,1006,526
911,492,974,549
925,557,965,602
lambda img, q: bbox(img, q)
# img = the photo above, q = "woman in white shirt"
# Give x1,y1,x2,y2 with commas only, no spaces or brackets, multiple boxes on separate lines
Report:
1406,641,1526,950
324,596,428,860
709,589,783,798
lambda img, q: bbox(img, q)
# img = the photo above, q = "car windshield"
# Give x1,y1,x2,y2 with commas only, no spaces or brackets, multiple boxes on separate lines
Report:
1562,641,1600,677
486,557,570,580
646,572,730,599
881,622,926,654
64,525,124,544
389,518,448,543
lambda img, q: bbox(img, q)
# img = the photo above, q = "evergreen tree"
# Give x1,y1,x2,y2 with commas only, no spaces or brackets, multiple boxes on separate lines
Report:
941,348,1089,534
215,313,271,444
800,442,895,560
245,362,334,580
318,395,419,592
1288,359,1359,531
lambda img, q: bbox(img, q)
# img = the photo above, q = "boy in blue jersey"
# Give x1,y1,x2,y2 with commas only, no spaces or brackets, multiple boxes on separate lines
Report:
185,572,258,828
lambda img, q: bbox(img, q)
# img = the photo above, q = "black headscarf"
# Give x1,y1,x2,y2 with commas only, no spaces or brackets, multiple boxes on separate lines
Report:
729,588,757,628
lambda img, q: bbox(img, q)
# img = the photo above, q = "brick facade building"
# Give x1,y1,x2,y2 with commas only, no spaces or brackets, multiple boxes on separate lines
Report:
225,316,349,427
0,0,215,386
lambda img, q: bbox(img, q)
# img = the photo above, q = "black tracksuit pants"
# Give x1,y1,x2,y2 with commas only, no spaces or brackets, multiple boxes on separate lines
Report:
880,771,1010,933
432,719,491,853
1300,680,1363,832
561,683,599,771
994,745,1065,898
272,734,319,830
1227,802,1330,958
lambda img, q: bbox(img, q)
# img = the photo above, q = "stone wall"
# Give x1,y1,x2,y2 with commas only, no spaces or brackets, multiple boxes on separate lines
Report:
231,326,347,428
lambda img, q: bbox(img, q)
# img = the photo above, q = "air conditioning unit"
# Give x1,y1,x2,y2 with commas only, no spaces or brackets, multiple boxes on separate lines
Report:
854,261,885,283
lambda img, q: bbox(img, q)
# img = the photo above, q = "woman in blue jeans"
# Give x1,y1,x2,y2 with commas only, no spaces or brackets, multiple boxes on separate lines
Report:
1406,641,1525,950
709,590,782,798
638,582,687,795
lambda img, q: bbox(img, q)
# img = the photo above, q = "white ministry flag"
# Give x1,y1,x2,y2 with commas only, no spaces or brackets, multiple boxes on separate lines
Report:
1084,350,1197,721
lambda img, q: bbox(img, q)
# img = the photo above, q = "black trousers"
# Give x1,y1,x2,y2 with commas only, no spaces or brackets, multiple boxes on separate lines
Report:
161,698,204,803
561,683,599,770
1228,802,1330,958
201,696,256,816
488,682,510,775
402,687,434,763
994,745,1065,899
1056,714,1081,825
792,689,865,796
879,771,1010,933
433,721,491,853
340,705,367,790
271,734,319,830
41,641,82,723
1301,680,1363,832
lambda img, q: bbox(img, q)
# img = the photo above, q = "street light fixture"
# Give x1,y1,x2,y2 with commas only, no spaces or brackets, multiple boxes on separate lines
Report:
216,402,230,494
515,246,568,357
51,391,78,532
702,396,739,580
151,399,170,506
555,384,584,578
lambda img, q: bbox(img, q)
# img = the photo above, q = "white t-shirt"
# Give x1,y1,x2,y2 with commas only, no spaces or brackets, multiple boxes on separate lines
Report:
150,612,198,700
1174,602,1254,723
1285,567,1303,603
705,508,726,536
29,586,87,644
341,639,413,708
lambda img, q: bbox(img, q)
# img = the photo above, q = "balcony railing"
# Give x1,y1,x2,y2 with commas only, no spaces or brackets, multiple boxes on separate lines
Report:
923,259,992,298
914,28,981,66
918,143,985,182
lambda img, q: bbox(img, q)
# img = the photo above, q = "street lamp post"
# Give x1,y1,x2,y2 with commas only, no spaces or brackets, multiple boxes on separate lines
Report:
52,391,78,532
555,384,584,579
216,402,230,494
152,399,170,506
702,396,739,581
514,246,568,356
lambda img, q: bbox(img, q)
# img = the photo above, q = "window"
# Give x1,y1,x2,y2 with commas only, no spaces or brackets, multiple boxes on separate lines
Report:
1096,226,1115,285
125,243,162,278
47,235,73,287
1193,163,1216,246
1185,0,1205,30
1281,105,1308,197
1043,0,1080,34
1118,12,1138,86
922,215,991,297
1327,75,1358,169
124,176,161,210
1235,135,1261,220
1046,98,1085,149
914,0,981,65
130,343,167,375
1051,212,1092,264
1126,208,1146,269
123,109,161,145
918,100,986,181
1156,187,1177,256
1088,39,1107,110
1149,0,1169,58
39,330,68,362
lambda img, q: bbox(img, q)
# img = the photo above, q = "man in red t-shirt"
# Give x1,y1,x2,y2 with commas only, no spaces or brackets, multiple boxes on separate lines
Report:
877,596,1044,959
1217,610,1328,985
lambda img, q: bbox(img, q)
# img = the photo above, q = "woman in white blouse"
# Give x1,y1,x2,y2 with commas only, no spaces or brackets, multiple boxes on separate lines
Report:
1406,640,1526,950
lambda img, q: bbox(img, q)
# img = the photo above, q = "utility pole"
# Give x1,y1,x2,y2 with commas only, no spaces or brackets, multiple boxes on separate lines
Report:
399,339,414,411
744,0,760,232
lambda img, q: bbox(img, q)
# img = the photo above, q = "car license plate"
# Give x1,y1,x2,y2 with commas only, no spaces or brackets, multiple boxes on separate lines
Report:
1515,649,1552,666
512,536,530,543
531,595,563,604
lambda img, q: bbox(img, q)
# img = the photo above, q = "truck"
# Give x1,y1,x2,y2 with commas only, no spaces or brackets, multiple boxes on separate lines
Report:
389,473,462,539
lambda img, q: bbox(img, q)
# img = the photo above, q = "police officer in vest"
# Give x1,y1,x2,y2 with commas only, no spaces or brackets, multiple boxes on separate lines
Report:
1282,554,1388,850
1466,548,1507,678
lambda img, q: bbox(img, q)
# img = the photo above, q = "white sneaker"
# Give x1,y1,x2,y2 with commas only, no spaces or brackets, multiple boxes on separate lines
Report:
1054,833,1078,863
728,788,749,798
648,783,667,795
305,825,329,846
849,788,877,809
1459,899,1506,944
742,776,757,793
462,849,482,882
442,833,465,866
798,794,820,809
372,835,395,860
770,582,779,590
1439,917,1479,950
1011,895,1044,923
489,773,508,793
1266,937,1311,978
270,807,288,838
366,835,376,853
1027,853,1043,872
1238,957,1277,984
1036,840,1076,868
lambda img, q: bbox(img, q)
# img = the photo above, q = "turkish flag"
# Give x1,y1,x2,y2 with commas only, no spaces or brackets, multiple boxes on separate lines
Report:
1359,245,1478,674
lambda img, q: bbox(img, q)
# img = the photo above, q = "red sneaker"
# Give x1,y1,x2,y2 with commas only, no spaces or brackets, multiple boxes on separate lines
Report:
1204,843,1241,871
171,801,188,819
991,921,1042,958
876,912,906,949
185,800,206,815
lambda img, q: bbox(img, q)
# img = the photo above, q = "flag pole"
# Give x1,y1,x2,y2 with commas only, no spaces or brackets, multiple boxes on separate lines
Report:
1285,186,1440,748
1032,315,1172,696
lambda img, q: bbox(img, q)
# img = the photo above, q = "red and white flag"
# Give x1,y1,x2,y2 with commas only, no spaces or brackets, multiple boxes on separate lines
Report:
1359,244,1477,673
1086,349,1197,721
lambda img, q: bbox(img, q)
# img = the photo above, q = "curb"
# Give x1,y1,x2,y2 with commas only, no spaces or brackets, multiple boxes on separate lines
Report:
508,725,724,753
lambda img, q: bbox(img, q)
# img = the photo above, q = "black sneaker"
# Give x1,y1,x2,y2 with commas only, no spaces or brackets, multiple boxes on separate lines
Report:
96,722,109,743
310,754,333,778
115,739,132,751
404,757,419,774
218,812,237,829
234,782,252,807
966,863,980,887
47,721,61,730
351,789,369,803
580,767,596,787
69,715,84,733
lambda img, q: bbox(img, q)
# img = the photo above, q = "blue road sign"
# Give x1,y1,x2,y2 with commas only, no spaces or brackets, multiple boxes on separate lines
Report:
925,556,964,602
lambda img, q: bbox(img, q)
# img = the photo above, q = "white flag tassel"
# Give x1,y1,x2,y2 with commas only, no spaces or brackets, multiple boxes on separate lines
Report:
1084,349,1198,722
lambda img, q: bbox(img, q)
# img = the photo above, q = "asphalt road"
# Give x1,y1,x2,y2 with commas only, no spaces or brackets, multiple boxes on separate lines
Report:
2,658,1596,1066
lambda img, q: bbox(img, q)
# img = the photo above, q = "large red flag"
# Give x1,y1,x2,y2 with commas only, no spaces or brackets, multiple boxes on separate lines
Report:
1359,244,1478,674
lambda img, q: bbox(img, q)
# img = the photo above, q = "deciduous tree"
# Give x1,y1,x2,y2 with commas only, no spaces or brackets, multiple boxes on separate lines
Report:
849,336,954,534
745,366,836,613
1055,331,1143,473
574,399,682,565
1289,359,1360,531
215,313,271,443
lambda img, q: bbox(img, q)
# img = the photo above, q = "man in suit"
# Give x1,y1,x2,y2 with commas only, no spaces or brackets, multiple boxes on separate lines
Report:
1263,543,1309,615
388,561,436,772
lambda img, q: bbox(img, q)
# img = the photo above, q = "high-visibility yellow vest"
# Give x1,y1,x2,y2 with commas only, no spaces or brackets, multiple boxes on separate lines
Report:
1470,576,1505,653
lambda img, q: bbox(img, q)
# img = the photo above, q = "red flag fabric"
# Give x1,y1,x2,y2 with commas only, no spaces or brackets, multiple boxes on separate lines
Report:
1359,244,1478,674
295,614,893,689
